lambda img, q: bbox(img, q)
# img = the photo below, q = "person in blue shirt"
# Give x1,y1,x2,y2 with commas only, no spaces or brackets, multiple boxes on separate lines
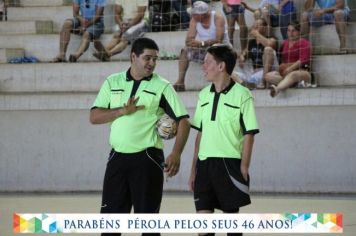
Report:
301,0,350,52
53,0,107,62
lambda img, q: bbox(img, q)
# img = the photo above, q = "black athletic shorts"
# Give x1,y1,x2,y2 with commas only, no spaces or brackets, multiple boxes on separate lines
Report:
100,147,165,214
194,158,251,212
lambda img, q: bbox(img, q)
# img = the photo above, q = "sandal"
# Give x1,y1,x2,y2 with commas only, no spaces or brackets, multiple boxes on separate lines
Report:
69,54,77,63
51,57,67,63
173,84,185,92
93,52,110,62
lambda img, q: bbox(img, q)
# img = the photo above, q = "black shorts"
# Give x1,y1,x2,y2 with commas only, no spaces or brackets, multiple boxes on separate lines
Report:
100,147,164,214
194,158,251,212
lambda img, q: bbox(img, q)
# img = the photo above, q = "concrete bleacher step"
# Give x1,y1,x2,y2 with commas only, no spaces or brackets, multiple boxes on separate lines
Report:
313,54,356,86
0,48,25,63
0,31,186,62
1,54,356,93
0,60,206,93
1,87,356,111
310,23,356,54
0,20,53,35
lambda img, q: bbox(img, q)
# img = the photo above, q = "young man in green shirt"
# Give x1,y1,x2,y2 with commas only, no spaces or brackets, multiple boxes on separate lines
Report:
90,37,190,236
189,44,259,236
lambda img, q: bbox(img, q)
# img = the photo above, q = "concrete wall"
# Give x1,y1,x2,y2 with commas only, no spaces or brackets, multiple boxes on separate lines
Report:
1,89,356,193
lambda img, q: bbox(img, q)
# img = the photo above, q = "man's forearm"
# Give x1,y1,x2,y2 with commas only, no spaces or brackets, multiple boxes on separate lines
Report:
172,118,190,155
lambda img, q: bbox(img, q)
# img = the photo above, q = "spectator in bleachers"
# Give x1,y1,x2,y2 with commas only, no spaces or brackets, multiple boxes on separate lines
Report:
52,0,106,63
265,21,311,97
243,0,296,39
301,0,350,52
235,18,277,89
221,0,248,51
173,1,230,91
0,0,7,21
93,0,148,61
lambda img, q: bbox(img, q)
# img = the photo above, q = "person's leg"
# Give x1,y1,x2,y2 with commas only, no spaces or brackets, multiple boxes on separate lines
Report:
174,48,190,90
264,71,283,85
129,148,164,236
262,46,277,88
334,9,347,50
71,22,104,62
270,70,311,97
227,16,236,46
237,13,247,51
108,39,129,57
69,31,91,62
93,39,110,61
101,151,132,236
54,19,75,61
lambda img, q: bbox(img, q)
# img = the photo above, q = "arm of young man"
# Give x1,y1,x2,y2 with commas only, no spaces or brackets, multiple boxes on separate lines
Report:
240,134,255,181
189,131,201,191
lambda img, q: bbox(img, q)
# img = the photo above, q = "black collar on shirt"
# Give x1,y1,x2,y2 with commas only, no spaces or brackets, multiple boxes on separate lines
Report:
126,68,153,81
210,79,235,94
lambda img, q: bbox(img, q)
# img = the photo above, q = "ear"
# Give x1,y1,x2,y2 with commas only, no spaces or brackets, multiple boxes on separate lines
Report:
131,52,136,62
219,62,226,72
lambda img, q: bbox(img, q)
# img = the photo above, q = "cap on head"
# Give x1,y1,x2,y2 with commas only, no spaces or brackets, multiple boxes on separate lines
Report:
191,1,210,15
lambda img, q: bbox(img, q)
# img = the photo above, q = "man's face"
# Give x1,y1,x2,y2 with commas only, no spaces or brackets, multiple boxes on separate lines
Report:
255,19,267,35
203,53,221,82
131,49,158,77
192,13,207,22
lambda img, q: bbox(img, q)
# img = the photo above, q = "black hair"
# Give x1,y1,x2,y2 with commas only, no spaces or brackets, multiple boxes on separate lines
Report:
131,37,159,56
206,44,237,75
288,21,301,32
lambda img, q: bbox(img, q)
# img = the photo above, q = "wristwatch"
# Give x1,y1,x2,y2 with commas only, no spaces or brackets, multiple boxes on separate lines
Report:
201,41,205,47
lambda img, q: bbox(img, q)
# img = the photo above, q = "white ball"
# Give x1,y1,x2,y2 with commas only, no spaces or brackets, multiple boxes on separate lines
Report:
156,114,177,140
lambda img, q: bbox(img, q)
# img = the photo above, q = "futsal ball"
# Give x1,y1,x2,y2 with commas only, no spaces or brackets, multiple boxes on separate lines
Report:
156,114,177,140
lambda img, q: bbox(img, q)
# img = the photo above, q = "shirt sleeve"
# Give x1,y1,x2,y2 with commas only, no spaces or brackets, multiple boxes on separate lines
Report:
92,79,111,109
240,92,259,135
159,84,189,120
191,93,204,131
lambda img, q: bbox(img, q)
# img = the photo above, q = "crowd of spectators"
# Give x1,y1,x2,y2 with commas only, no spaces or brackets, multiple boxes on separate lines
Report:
44,0,351,96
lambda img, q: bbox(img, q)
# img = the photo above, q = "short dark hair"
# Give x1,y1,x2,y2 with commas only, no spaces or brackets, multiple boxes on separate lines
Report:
288,21,301,32
207,44,237,75
131,37,159,56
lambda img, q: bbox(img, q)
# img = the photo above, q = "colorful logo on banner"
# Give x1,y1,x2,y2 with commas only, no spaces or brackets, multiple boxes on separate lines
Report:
283,213,343,232
13,214,60,233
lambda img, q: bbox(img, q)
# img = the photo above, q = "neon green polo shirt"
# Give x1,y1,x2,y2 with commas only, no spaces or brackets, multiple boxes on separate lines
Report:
92,69,189,153
191,80,259,160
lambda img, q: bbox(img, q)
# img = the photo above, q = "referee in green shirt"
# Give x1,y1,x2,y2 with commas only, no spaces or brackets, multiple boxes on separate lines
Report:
189,44,259,236
90,38,190,236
